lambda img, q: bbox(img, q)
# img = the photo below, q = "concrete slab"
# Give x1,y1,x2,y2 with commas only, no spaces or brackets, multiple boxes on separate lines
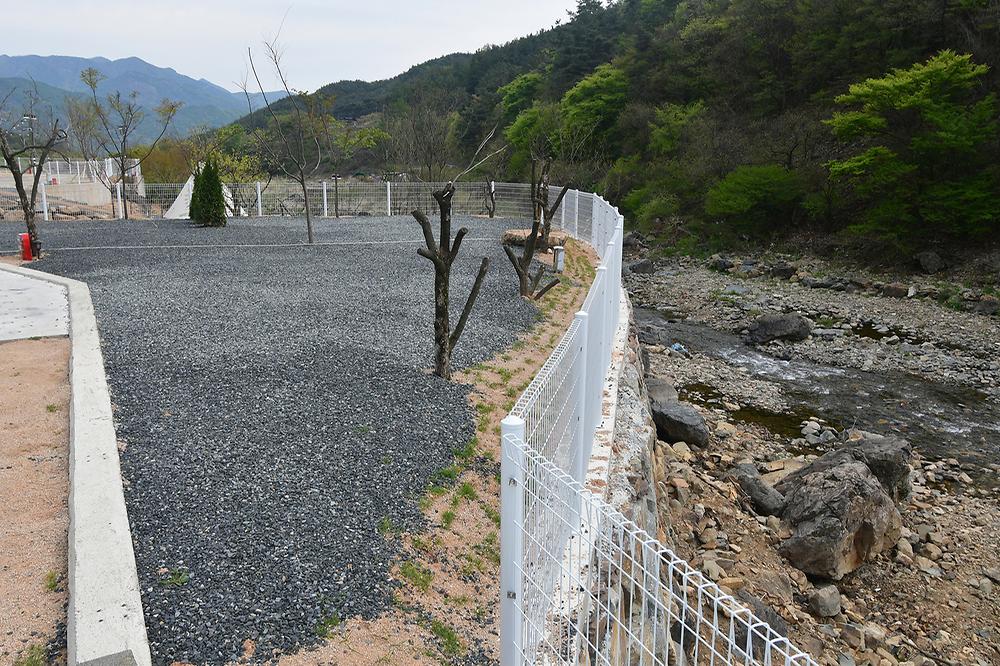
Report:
0,269,69,341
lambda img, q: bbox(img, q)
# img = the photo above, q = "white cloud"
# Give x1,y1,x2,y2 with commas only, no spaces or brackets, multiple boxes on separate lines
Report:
7,0,578,91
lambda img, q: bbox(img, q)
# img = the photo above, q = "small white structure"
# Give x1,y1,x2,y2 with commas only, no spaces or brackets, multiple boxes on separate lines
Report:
163,173,244,219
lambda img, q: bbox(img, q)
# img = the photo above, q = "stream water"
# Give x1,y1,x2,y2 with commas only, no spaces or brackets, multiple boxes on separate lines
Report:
635,308,1000,484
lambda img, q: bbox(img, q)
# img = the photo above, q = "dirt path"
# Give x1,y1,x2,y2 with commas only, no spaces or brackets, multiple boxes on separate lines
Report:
0,337,70,664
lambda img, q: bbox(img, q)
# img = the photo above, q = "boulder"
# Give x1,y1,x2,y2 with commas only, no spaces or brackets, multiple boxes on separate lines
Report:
778,459,901,579
972,295,999,316
880,282,910,298
646,377,678,404
746,313,812,344
776,435,912,503
707,254,734,271
808,585,842,617
650,400,709,448
629,258,655,274
727,463,786,516
622,231,646,248
769,262,797,279
914,251,945,274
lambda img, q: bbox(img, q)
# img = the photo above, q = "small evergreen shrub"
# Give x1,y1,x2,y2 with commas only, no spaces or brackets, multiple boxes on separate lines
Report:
191,159,227,227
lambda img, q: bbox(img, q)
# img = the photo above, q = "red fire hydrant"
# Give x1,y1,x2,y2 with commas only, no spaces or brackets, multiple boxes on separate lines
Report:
19,233,33,261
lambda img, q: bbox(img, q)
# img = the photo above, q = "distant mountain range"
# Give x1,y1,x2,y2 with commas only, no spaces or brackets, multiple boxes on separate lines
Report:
0,54,285,142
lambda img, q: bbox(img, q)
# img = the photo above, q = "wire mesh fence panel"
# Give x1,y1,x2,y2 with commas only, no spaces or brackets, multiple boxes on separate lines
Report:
124,183,184,219
499,192,817,666
502,440,818,666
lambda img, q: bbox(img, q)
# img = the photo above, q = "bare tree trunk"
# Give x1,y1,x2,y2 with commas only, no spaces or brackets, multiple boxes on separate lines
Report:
413,183,490,379
300,176,315,243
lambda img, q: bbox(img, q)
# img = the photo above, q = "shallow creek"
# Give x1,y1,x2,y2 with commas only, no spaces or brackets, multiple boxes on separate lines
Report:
635,308,1000,484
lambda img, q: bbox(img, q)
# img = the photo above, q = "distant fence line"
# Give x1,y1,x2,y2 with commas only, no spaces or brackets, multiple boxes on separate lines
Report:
0,180,542,222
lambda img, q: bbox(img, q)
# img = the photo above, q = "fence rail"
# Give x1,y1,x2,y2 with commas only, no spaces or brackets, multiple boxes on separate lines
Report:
499,189,817,665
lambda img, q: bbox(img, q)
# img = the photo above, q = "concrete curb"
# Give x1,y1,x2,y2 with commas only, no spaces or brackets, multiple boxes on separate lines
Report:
0,263,150,666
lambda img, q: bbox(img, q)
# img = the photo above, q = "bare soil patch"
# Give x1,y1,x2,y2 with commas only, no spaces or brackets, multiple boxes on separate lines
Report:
0,337,70,664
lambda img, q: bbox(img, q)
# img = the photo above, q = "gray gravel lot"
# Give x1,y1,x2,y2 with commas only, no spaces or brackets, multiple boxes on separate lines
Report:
2,216,535,664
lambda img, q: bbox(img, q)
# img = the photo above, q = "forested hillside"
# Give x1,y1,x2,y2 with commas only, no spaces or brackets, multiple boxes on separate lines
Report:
237,0,1000,253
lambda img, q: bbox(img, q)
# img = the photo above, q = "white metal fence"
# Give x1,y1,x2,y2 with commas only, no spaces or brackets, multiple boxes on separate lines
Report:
499,190,817,665
3,179,541,222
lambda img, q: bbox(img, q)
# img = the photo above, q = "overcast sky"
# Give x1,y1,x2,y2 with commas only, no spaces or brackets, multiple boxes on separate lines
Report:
6,0,578,92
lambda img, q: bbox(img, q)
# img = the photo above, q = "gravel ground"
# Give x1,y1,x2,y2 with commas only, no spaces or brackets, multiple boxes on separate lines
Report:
1,216,536,664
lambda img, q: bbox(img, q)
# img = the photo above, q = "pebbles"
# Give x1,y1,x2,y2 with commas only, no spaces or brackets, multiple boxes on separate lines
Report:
15,216,536,663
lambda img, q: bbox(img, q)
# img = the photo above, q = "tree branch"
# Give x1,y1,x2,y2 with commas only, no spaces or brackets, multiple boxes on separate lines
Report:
450,257,490,349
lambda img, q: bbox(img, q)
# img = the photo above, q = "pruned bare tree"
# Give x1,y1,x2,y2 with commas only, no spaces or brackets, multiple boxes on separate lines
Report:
532,159,571,252
503,159,568,300
411,128,505,379
413,183,489,379
242,39,323,242
77,67,181,219
0,83,68,256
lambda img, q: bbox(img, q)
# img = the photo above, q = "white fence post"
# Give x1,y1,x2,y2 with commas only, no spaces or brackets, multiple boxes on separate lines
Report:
322,181,329,217
40,180,49,221
574,311,589,484
256,181,263,217
115,182,124,219
500,415,526,666
574,190,580,238
386,182,392,216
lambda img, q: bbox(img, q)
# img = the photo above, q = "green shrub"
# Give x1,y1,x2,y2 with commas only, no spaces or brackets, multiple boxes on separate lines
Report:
190,159,227,227
705,165,803,235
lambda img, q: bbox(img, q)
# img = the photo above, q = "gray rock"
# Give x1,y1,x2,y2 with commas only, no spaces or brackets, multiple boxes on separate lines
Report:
808,585,842,617
650,400,709,448
972,295,999,316
776,435,912,504
727,463,785,516
629,258,655,274
769,262,797,279
880,282,910,298
646,377,678,405
777,460,902,579
746,313,813,344
707,254,734,271
914,250,945,274
622,230,646,248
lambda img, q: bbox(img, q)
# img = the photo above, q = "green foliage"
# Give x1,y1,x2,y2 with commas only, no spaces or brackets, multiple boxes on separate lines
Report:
398,561,433,591
705,165,803,234
498,72,544,122
559,63,628,143
429,619,464,657
190,159,227,227
826,50,999,244
13,644,46,666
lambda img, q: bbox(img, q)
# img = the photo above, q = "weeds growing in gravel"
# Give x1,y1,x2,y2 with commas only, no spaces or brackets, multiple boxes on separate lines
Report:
453,482,478,504
429,619,463,657
45,403,59,413
314,611,342,638
13,645,45,666
44,570,60,592
159,567,190,588
441,510,456,528
378,516,398,536
399,561,433,591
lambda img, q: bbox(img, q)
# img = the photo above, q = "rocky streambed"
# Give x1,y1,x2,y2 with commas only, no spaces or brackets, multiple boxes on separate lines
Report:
624,247,1000,666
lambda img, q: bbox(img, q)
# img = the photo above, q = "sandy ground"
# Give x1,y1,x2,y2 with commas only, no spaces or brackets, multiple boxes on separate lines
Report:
0,337,70,663
265,241,597,665
0,255,25,266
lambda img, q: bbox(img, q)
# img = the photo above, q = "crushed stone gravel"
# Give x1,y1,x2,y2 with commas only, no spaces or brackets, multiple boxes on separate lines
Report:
2,216,536,664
